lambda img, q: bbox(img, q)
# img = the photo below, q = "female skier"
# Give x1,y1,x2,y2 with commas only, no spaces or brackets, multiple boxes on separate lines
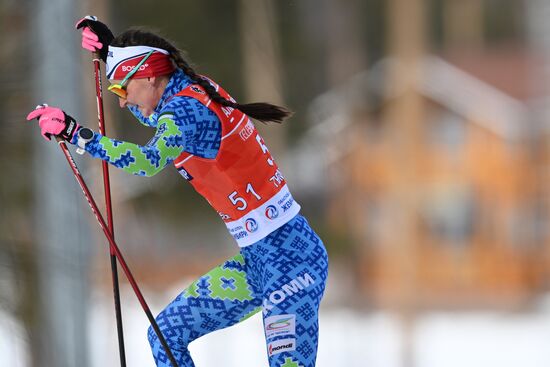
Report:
26,17,328,367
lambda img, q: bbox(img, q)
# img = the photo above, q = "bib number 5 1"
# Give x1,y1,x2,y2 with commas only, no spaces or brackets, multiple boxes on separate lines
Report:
228,183,262,211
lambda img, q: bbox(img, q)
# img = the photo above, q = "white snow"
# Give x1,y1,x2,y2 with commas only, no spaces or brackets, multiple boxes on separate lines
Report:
0,308,28,367
3,291,550,367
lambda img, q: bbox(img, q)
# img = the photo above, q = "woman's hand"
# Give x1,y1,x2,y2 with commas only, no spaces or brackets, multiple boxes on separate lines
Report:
26,104,80,141
75,15,114,61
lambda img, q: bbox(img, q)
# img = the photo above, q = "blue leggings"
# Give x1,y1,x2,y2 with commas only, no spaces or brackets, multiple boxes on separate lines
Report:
148,215,329,367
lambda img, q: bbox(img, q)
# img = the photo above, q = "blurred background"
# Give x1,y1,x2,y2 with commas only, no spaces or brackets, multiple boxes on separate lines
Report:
3,0,550,366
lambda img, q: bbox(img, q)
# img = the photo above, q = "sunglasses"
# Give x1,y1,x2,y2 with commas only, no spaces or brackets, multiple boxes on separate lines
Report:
107,50,154,99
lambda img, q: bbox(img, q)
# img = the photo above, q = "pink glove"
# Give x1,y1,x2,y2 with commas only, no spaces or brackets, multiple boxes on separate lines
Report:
81,27,102,52
26,104,80,141
75,16,114,61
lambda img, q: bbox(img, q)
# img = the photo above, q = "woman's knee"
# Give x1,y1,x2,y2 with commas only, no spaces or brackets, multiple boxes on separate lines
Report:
147,311,176,349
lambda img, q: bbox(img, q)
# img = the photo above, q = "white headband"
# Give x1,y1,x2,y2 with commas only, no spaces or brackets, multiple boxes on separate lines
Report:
106,45,170,79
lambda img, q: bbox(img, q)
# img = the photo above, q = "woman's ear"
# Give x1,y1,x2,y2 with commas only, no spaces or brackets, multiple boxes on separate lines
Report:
149,76,166,87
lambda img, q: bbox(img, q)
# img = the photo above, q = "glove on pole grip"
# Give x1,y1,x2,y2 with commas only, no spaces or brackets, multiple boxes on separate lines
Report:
75,15,114,62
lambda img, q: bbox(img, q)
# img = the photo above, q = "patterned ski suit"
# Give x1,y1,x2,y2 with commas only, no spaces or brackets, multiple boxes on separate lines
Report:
72,69,328,367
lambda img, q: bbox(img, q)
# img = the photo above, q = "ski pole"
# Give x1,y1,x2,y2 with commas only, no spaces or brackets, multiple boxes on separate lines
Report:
55,137,180,367
91,52,127,367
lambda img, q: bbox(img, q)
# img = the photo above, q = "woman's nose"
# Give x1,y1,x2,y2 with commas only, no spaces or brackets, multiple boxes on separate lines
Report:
118,97,127,108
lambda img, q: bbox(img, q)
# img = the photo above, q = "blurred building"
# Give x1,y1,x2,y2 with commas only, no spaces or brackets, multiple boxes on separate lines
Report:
294,48,550,309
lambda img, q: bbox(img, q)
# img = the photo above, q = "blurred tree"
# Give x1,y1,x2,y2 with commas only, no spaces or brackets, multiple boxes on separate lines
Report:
323,0,368,86
443,0,484,49
29,0,92,365
431,0,525,50
238,0,286,156
0,0,40,365
484,0,525,45
526,0,550,281
385,0,427,366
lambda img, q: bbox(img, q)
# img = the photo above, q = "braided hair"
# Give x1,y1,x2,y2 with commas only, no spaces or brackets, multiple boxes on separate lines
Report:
111,29,292,124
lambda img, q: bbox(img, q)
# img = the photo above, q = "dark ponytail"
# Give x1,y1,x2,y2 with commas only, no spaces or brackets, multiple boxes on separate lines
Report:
111,29,292,124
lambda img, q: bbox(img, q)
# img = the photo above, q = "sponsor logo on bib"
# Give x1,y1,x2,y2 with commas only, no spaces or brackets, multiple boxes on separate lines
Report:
245,218,258,233
265,205,279,220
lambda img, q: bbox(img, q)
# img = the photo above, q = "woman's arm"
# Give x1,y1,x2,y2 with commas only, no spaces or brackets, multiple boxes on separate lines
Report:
74,113,184,177
73,95,221,176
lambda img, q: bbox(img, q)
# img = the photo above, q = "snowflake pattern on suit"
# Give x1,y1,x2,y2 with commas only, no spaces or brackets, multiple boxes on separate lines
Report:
148,215,328,367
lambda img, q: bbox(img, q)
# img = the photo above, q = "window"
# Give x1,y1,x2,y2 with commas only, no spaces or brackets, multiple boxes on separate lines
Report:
423,183,476,245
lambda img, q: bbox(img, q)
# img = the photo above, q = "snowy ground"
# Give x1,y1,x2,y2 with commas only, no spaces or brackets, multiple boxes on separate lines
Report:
3,290,550,367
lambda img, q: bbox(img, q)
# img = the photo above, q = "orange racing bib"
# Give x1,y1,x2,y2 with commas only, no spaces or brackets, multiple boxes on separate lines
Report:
172,80,300,247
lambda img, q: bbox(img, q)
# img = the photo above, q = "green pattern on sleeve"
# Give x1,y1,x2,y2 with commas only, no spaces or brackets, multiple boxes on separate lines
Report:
86,113,184,177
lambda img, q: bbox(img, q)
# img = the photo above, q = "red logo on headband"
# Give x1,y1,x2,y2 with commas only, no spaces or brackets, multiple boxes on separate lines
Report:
111,52,175,80
121,64,149,73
